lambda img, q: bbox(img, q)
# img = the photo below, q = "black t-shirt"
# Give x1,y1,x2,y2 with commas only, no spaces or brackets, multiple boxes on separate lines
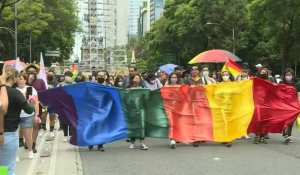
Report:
4,87,27,132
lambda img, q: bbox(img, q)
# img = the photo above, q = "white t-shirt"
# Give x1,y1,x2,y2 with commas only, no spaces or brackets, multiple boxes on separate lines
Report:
17,85,37,118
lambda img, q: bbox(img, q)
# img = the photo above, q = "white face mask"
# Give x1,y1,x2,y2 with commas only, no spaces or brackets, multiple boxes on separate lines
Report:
222,75,230,82
150,80,156,84
118,82,123,86
65,76,72,82
202,71,209,77
170,78,178,84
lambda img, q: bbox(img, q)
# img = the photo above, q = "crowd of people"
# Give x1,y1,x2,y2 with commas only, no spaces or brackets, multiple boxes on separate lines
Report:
0,61,300,175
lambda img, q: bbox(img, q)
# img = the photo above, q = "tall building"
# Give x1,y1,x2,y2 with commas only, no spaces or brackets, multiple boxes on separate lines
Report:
116,1,129,46
150,0,164,28
128,0,144,38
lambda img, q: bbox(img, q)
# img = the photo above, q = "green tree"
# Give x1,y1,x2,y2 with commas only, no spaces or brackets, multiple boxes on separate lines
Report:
248,0,300,73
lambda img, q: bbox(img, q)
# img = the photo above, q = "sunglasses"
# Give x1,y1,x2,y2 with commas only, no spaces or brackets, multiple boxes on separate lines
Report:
191,68,198,71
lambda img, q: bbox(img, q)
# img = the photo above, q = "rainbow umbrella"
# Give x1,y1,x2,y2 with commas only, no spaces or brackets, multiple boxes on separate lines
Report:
188,49,242,64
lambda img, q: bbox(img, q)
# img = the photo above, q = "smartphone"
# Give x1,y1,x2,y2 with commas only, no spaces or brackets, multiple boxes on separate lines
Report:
26,87,33,99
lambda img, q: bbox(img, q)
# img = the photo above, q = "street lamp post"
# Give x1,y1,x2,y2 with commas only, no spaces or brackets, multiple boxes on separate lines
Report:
15,3,18,59
205,22,235,54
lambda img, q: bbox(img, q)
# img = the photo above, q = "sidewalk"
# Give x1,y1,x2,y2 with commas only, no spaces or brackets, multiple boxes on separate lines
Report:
16,128,83,175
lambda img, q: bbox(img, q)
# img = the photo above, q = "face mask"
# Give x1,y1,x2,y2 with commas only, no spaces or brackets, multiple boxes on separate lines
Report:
170,78,178,84
118,82,123,86
241,73,248,77
47,75,54,82
222,75,230,82
97,77,105,84
258,74,268,80
202,71,209,77
285,75,293,82
150,80,156,84
65,76,72,82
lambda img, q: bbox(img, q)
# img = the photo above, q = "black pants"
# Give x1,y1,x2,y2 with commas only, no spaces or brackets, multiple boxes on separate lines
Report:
283,123,294,137
130,137,144,143
61,120,72,137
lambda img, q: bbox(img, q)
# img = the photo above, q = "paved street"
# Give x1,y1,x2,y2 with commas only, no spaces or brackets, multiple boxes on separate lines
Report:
16,126,300,175
80,132,300,175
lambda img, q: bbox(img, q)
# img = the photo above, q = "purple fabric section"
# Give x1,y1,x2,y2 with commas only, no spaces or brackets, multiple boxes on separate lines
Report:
38,87,78,145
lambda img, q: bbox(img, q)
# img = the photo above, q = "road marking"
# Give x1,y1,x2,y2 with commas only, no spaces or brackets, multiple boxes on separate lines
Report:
48,131,60,175
26,131,47,175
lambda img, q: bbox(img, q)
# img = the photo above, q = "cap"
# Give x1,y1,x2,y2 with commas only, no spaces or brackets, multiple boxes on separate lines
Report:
255,64,262,68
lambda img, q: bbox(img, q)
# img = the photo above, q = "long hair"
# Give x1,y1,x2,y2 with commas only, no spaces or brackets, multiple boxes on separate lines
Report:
167,72,179,84
126,73,142,88
114,75,124,87
5,65,18,81
282,68,296,84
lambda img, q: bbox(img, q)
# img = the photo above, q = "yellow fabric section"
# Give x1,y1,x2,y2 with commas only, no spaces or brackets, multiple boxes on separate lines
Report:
205,80,254,142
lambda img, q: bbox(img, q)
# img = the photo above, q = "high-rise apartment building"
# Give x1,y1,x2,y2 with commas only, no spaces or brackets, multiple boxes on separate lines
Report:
150,0,164,28
128,0,144,38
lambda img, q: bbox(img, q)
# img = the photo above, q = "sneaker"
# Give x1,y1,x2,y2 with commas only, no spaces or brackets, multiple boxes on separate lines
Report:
129,143,135,149
225,142,232,147
170,140,176,149
245,135,251,139
193,141,200,147
50,132,55,138
97,145,104,152
29,151,34,159
58,127,63,131
16,157,20,162
260,138,268,144
63,136,68,143
254,136,259,144
285,137,292,144
140,143,148,150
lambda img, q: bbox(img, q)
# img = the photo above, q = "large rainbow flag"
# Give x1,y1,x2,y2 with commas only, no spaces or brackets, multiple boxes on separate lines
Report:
38,78,300,146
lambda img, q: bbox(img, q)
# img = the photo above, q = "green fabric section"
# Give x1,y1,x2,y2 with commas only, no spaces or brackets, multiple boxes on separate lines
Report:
119,88,149,138
0,166,8,175
118,88,169,139
145,89,169,138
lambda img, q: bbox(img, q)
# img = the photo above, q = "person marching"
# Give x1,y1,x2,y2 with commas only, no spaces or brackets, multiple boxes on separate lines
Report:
17,73,39,159
24,64,46,153
164,72,181,149
280,68,300,144
126,73,148,150
0,66,35,175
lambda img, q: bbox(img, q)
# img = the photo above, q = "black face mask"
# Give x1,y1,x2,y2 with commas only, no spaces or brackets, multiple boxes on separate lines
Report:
75,77,82,83
97,77,105,84
47,75,54,82
258,74,268,80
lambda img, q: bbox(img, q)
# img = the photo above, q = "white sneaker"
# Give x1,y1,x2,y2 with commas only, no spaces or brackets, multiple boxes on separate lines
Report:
29,151,34,159
16,156,20,162
140,143,148,150
50,132,55,138
129,143,135,149
170,140,176,149
63,136,68,143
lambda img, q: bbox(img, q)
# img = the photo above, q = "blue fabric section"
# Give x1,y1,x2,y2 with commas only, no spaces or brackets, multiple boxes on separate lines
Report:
39,82,128,146
61,82,128,146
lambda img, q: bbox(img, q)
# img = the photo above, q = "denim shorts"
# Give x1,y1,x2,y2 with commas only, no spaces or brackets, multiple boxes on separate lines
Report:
20,115,34,128
0,131,18,175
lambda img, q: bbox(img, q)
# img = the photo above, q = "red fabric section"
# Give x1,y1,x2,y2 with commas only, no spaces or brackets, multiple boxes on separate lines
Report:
161,86,213,142
248,78,300,134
